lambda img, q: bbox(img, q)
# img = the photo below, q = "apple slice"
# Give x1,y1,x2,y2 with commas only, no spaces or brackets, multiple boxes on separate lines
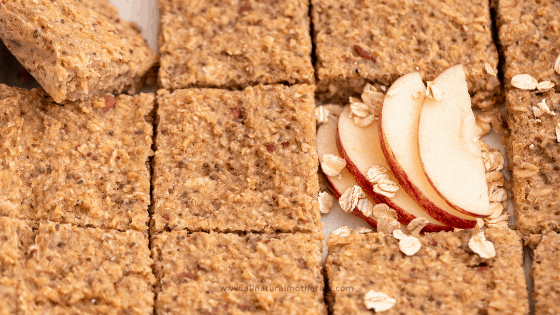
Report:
418,65,490,218
337,105,455,232
317,110,377,228
379,72,479,229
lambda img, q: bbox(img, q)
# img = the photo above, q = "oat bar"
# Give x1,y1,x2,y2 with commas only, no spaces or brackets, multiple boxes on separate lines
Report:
325,229,529,314
311,0,500,109
0,0,157,103
506,90,560,236
152,231,327,315
0,84,153,231
532,232,560,315
497,0,560,90
158,0,314,90
0,217,155,314
153,84,320,233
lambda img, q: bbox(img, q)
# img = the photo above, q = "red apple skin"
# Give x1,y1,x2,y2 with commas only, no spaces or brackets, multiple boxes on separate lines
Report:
336,130,454,233
423,170,490,218
377,112,478,228
322,172,378,229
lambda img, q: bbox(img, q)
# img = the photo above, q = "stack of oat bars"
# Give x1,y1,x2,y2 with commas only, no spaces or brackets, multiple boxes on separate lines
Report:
0,0,559,314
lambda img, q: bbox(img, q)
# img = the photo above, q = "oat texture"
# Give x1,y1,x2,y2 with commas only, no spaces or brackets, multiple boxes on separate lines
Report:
325,229,529,315
532,232,560,315
153,84,320,233
506,90,560,236
152,231,327,315
0,0,157,103
0,84,154,231
158,0,314,90
0,217,154,315
498,0,560,91
311,0,500,108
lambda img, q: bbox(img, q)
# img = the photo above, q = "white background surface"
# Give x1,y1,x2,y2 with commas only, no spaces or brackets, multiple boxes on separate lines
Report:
0,1,533,311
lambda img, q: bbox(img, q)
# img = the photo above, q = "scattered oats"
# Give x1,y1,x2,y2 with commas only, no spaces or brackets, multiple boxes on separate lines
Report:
361,88,384,111
556,123,560,143
350,101,373,118
315,106,330,125
357,198,375,217
321,154,346,176
367,166,399,198
537,81,555,92
489,188,508,203
555,54,560,74
353,227,373,234
475,218,485,229
318,191,335,214
487,221,509,229
485,213,510,225
377,216,401,234
482,150,504,172
484,63,497,76
407,217,428,235
425,81,445,100
339,185,365,213
393,230,421,255
511,74,538,90
468,232,496,259
331,226,352,237
363,290,396,312
533,99,553,117
413,91,422,98
353,115,377,128
475,112,492,136
488,202,505,220
370,203,398,221
386,88,400,96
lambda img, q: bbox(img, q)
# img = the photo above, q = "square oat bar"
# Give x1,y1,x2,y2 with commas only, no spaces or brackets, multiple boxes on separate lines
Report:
158,0,314,90
0,217,155,315
152,231,327,315
0,0,157,103
311,0,500,109
0,84,154,231
498,0,560,90
506,90,560,236
153,84,320,233
325,229,529,315
532,232,560,315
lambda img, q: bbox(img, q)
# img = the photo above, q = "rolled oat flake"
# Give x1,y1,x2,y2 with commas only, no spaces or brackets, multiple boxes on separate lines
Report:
363,290,397,312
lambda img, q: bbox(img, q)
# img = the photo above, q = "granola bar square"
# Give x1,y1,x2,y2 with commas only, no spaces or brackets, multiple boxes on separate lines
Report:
325,228,529,314
0,217,155,314
158,0,314,90
152,84,320,233
498,0,560,90
532,232,560,315
506,90,560,236
151,231,327,315
0,84,154,231
0,0,157,103
311,0,500,109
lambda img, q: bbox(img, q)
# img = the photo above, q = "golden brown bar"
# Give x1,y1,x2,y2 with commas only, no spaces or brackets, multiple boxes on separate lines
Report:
325,229,529,314
0,84,153,231
158,0,314,90
152,231,327,315
153,84,320,233
311,0,500,109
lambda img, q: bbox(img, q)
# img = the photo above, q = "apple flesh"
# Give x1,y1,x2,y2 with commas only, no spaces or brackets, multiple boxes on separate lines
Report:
316,110,377,228
379,72,478,229
418,65,490,218
337,105,454,232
